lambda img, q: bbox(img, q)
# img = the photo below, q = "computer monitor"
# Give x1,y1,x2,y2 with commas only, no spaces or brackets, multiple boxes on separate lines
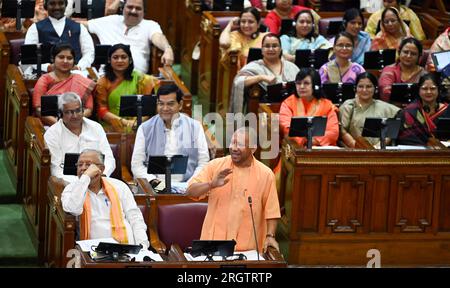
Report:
71,0,106,19
321,83,355,105
247,48,262,63
362,117,401,149
93,45,111,66
119,95,157,127
1,0,35,18
325,20,343,37
280,19,295,36
190,240,236,259
262,82,296,103
363,49,396,70
63,153,80,176
435,118,450,140
431,50,450,73
390,83,418,105
20,43,52,64
295,49,330,69
288,116,327,149
40,95,59,117
213,0,244,11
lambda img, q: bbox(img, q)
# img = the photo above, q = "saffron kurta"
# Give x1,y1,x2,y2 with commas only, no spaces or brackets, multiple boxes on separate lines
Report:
188,156,281,252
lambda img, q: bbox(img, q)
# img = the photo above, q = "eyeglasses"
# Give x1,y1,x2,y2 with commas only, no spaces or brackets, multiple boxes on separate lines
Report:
356,84,375,90
262,44,280,50
335,43,353,49
157,101,178,108
383,19,398,25
420,86,438,92
75,162,104,168
63,108,82,116
400,50,418,57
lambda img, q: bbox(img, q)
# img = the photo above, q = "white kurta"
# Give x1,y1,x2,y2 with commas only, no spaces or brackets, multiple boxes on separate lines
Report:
61,175,149,248
87,15,162,74
44,118,116,183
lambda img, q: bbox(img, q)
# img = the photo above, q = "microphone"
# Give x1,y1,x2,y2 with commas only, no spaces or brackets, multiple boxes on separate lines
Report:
248,196,260,261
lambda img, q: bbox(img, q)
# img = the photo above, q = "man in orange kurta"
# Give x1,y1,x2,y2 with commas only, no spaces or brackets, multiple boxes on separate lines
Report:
187,128,281,253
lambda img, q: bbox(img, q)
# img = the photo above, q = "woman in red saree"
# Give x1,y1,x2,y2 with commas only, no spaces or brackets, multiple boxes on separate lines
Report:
397,73,449,146
33,43,95,126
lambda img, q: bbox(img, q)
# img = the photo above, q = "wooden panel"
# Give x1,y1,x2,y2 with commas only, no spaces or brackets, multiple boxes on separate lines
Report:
22,116,50,263
198,11,239,113
216,51,239,117
0,31,24,141
439,176,450,232
280,139,450,266
326,175,366,233
395,175,434,233
180,0,203,94
3,64,31,197
370,175,391,232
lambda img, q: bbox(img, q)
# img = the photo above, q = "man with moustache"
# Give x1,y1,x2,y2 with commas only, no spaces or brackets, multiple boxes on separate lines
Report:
44,92,116,183
61,149,149,248
186,127,281,253
86,0,174,74
24,0,94,73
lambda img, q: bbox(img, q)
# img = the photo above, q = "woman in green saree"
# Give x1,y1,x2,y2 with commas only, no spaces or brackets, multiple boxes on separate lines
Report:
96,43,158,131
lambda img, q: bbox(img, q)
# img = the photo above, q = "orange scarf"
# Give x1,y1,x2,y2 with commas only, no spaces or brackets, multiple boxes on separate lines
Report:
80,178,129,244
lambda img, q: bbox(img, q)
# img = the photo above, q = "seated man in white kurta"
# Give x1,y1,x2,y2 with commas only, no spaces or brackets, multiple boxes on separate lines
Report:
62,149,149,248
44,92,116,183
131,84,210,193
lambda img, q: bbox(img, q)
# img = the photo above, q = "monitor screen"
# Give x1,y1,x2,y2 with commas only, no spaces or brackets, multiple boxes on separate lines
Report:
432,50,450,72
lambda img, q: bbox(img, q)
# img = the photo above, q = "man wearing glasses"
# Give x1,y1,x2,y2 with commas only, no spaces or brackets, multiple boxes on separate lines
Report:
131,84,210,193
61,149,149,249
44,92,116,183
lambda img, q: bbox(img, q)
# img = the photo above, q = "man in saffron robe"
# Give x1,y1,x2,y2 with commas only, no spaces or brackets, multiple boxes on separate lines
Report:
187,127,281,253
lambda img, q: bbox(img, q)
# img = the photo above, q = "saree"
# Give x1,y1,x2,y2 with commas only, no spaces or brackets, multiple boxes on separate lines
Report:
280,34,331,56
229,59,299,113
397,101,449,146
32,73,95,110
96,70,158,119
378,63,426,102
371,16,411,51
319,60,365,84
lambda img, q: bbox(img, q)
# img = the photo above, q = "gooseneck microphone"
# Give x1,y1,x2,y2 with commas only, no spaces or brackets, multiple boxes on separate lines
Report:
248,196,260,261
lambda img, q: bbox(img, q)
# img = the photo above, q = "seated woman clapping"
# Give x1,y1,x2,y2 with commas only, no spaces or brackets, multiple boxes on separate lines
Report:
280,9,331,63
339,72,400,148
397,73,449,146
95,44,158,131
378,37,427,102
219,7,268,68
280,68,339,148
33,42,95,126
319,32,365,84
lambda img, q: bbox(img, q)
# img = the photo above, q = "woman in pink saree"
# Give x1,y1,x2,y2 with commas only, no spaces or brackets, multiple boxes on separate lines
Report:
33,43,95,126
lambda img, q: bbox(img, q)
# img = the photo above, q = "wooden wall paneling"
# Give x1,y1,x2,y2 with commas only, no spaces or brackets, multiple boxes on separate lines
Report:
22,116,49,264
215,51,238,117
180,1,203,94
3,65,31,199
280,142,450,266
198,11,239,113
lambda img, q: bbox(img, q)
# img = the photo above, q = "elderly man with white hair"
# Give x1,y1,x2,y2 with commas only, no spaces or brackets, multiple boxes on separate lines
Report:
44,92,116,183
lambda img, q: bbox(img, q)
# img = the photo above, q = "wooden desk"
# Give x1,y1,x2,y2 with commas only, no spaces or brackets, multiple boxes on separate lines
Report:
22,116,49,263
0,31,24,139
76,244,286,268
2,64,34,196
279,139,450,266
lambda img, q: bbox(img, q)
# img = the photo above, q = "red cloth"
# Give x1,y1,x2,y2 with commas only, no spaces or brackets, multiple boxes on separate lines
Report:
264,5,310,35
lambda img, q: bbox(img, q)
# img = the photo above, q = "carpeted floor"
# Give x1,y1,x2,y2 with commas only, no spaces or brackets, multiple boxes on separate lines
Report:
0,151,38,266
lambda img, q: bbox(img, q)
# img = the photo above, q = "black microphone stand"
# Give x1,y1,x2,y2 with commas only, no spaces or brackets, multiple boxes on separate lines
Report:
248,196,260,261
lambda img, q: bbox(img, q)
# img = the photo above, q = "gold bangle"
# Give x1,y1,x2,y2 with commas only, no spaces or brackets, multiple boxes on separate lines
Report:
266,233,275,238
